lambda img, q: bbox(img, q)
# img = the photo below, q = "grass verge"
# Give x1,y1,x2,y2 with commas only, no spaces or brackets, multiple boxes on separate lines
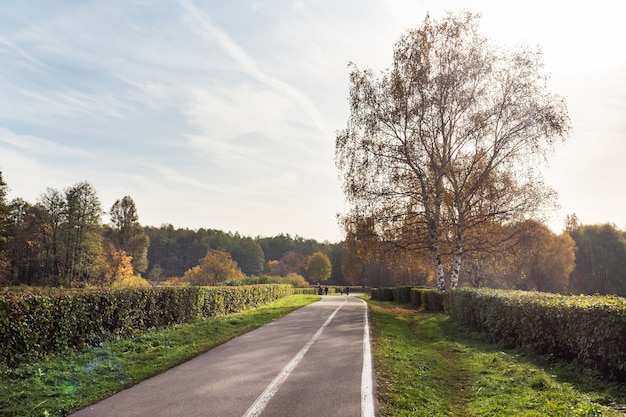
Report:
0,294,319,417
368,299,626,417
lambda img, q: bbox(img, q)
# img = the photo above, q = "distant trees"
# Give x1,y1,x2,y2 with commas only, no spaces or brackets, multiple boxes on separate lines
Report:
568,222,626,296
8,182,107,286
105,196,149,275
228,237,264,276
0,175,154,287
276,251,308,278
61,182,106,285
144,228,345,284
336,12,570,290
341,215,579,293
0,170,10,284
342,216,434,288
306,252,332,283
182,250,243,286
1,163,625,295
507,221,575,293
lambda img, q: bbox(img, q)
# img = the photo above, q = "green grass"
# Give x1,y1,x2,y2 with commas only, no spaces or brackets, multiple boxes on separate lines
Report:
368,299,626,417
0,294,319,417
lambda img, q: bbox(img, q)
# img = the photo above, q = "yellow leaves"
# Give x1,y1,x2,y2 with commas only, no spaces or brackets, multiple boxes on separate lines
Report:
111,274,150,289
113,250,134,280
109,249,150,288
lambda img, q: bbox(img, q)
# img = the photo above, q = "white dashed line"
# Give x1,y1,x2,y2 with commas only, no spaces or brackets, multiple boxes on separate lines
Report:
242,298,347,417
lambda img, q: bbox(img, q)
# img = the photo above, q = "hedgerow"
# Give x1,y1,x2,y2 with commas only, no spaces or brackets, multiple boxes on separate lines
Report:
371,287,395,301
0,284,292,366
449,288,626,379
372,287,446,311
371,286,626,379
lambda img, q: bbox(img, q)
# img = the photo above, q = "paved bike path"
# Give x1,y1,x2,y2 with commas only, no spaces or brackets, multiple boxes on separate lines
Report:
70,296,376,417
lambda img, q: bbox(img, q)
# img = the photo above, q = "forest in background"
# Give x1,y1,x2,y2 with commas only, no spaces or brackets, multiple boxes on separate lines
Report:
0,170,625,296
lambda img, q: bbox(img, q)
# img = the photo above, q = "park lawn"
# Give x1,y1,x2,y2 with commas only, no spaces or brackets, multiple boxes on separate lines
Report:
0,294,319,417
368,299,626,417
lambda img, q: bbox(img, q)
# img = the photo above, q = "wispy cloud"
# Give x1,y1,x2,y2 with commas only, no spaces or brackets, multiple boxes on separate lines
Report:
0,35,49,73
0,128,89,156
177,0,333,136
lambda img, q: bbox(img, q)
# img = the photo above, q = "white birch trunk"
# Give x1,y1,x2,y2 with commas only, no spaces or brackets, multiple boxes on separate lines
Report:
435,256,446,291
450,250,462,289
450,226,464,289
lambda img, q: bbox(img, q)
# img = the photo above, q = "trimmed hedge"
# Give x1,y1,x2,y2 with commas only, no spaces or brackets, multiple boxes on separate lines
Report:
0,284,292,366
372,287,446,311
371,287,393,301
392,287,412,304
450,288,626,380
371,286,626,380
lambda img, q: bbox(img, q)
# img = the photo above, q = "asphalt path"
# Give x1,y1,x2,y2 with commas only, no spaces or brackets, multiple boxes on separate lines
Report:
70,295,376,417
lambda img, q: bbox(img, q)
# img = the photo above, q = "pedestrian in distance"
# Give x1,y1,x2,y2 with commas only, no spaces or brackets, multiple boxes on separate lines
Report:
324,286,329,295
345,286,350,296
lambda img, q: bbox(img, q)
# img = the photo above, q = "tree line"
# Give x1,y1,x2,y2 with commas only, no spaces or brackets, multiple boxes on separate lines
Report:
0,167,623,295
0,169,344,288
143,225,344,284
342,214,626,296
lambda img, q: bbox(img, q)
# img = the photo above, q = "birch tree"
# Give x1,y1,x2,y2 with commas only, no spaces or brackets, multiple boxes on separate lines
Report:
336,12,570,290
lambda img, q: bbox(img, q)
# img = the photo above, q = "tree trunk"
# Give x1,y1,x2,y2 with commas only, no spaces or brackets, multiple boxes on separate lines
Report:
450,250,462,289
450,225,465,289
435,255,446,291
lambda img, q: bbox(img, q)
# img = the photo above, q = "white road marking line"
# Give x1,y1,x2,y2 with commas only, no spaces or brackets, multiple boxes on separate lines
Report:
242,298,347,417
359,298,375,417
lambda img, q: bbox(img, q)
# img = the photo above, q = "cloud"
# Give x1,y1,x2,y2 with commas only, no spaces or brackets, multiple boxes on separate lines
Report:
0,128,89,156
177,0,333,136
0,35,49,73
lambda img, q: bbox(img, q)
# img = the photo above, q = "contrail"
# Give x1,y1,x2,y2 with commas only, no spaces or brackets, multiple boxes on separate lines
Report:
177,0,332,136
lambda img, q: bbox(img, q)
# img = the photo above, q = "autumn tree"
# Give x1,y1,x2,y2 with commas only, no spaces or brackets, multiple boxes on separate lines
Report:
336,12,570,290
182,249,244,286
508,221,575,293
110,250,150,289
342,215,432,287
105,196,149,274
277,251,308,278
306,252,332,283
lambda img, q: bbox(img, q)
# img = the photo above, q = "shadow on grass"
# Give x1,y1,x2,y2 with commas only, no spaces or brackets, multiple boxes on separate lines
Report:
368,300,626,416
0,294,320,417
432,313,626,409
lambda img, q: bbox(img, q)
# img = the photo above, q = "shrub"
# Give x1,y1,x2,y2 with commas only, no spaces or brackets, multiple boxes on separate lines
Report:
391,287,412,304
410,288,423,308
449,288,626,380
421,289,446,312
0,284,292,366
111,274,151,289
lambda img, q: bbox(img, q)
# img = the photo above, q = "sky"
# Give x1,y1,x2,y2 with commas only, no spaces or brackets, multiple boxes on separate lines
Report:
0,0,624,243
